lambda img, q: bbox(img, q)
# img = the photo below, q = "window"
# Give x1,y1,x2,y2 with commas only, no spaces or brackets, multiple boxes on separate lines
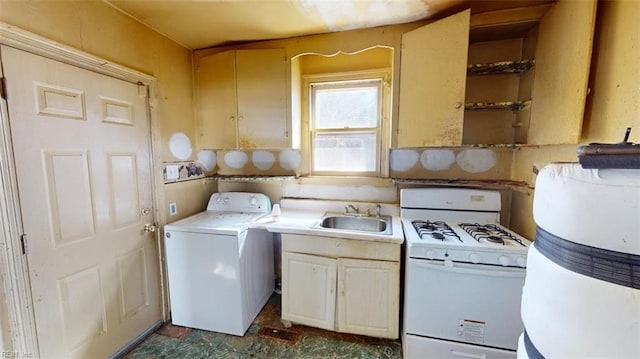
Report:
309,78,383,176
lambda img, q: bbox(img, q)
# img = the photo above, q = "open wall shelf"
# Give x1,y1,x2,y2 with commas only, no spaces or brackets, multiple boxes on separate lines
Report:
392,178,533,194
465,100,531,112
467,59,535,76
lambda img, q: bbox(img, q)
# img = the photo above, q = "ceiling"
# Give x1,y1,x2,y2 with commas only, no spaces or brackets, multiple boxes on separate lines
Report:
105,0,555,50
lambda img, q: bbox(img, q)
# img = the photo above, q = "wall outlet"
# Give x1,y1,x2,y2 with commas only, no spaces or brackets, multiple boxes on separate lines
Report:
166,165,180,180
169,202,177,216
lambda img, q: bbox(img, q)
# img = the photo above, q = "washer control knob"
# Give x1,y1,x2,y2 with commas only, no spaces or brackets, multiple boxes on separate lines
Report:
498,255,510,266
517,256,527,268
425,250,435,259
249,197,258,206
469,253,480,264
223,197,229,204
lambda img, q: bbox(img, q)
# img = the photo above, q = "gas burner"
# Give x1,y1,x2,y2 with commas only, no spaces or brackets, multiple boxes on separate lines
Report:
486,235,504,244
459,223,527,247
412,220,462,242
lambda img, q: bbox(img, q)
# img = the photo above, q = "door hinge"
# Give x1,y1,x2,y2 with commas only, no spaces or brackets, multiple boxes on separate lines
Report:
20,233,27,255
0,77,6,100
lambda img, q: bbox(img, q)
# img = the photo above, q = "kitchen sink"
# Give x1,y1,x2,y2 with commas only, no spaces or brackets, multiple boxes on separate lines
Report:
315,214,392,235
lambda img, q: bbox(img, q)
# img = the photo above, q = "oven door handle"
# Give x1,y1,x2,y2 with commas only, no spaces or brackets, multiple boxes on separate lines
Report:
414,260,525,278
451,350,487,359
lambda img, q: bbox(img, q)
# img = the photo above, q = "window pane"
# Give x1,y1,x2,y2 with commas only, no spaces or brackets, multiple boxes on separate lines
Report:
313,133,376,172
314,85,379,129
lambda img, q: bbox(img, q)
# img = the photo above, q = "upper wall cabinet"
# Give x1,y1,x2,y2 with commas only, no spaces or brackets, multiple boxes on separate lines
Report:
397,10,470,147
397,0,597,146
196,49,288,149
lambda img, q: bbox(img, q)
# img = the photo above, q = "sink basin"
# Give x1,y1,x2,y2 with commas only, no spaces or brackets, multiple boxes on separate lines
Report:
316,214,392,235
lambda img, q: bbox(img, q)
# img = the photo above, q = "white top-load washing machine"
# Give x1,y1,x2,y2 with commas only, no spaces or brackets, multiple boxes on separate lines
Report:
164,192,274,336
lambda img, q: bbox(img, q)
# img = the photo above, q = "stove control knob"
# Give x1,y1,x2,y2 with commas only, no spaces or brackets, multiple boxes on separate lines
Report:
425,249,435,259
469,253,480,264
516,256,527,268
498,255,510,266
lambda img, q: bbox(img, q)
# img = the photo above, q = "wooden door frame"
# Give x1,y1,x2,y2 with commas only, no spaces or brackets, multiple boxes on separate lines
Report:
0,22,167,355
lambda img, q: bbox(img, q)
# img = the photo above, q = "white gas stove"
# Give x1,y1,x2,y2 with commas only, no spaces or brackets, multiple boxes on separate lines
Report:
402,219,529,267
401,188,531,359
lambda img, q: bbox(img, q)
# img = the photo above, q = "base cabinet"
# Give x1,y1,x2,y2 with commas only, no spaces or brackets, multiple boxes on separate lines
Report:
337,258,400,338
281,252,337,331
281,234,400,339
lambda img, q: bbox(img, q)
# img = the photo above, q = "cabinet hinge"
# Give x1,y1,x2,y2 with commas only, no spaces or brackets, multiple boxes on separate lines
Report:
0,77,7,100
20,233,27,255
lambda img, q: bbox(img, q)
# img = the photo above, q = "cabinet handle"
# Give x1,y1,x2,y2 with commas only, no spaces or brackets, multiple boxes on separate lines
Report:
230,116,235,122
455,102,463,109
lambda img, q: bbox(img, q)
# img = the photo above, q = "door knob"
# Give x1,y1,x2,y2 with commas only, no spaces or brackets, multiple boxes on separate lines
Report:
144,223,157,233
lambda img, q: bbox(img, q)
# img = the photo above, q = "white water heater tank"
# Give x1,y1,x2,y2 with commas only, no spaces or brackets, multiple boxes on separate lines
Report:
518,163,640,358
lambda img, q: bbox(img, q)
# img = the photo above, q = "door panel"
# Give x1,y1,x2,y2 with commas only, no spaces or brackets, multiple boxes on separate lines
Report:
196,50,237,149
236,49,288,148
1,45,161,358
337,258,399,339
528,0,597,144
281,252,337,330
397,9,470,147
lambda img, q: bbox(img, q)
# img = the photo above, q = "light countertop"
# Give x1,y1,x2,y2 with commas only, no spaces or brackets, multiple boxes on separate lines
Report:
251,199,404,244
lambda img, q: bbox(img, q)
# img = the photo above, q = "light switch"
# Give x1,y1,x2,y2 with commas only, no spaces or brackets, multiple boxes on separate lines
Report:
166,165,180,180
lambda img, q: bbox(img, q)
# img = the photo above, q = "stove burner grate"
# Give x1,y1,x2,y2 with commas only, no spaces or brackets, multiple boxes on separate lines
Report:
459,223,527,246
412,220,462,242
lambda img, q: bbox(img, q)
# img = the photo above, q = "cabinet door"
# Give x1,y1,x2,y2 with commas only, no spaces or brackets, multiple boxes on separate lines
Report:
196,50,238,149
397,10,470,147
281,252,337,330
236,49,288,148
528,0,597,145
337,258,400,339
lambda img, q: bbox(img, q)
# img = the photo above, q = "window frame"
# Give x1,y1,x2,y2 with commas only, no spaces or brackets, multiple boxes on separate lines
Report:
303,69,391,177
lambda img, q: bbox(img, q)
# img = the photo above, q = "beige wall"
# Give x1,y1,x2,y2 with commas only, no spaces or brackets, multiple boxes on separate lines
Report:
0,5,634,347
194,21,429,149
299,46,393,74
0,0,202,350
509,0,640,239
0,0,196,163
196,1,638,240
4,0,630,239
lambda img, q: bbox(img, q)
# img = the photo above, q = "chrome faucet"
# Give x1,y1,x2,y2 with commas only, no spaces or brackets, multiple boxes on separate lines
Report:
345,204,359,216
375,204,382,217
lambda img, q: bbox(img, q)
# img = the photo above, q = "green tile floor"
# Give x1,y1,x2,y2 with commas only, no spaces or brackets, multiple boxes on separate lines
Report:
124,294,402,359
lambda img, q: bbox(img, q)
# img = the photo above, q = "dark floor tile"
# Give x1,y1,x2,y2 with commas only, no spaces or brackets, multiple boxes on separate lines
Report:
156,323,192,339
124,293,401,359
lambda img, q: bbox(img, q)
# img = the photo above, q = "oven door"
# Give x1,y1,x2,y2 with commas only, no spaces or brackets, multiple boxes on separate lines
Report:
405,258,526,350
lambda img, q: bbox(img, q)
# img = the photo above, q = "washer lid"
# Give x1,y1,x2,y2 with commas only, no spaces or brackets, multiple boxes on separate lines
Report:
164,211,265,235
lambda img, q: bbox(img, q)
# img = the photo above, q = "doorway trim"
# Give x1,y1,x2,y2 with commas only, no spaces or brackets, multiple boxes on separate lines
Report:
0,21,166,355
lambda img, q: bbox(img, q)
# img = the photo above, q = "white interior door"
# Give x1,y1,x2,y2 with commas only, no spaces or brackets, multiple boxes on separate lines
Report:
1,45,162,358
